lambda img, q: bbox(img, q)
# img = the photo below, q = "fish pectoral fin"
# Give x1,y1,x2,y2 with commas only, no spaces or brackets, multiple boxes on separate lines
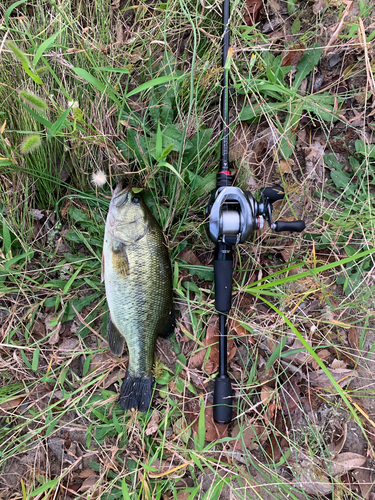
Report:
112,242,130,278
108,315,125,356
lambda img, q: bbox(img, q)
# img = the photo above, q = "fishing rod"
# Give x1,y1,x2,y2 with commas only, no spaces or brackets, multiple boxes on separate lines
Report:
206,0,306,424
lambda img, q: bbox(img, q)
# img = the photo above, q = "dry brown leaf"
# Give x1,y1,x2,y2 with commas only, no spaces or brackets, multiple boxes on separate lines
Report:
331,452,366,476
311,349,331,369
281,43,305,67
190,403,228,441
327,421,347,455
0,397,24,412
78,468,97,479
45,313,61,345
102,369,126,389
305,142,325,181
145,410,160,436
188,317,236,374
244,0,263,26
280,245,294,262
279,159,294,174
232,422,269,451
293,465,332,495
308,368,358,389
330,359,347,369
178,249,202,267
313,0,326,14
352,467,373,500
79,475,99,493
348,326,359,351
261,386,274,405
283,336,312,364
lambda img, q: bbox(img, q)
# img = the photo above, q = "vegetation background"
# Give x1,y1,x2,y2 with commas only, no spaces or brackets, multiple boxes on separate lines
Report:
1,0,375,498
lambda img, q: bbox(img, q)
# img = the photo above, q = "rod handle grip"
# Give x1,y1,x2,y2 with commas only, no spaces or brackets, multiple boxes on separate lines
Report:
213,375,233,424
214,255,233,314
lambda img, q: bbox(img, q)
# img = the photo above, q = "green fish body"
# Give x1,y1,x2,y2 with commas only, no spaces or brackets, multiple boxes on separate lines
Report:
103,184,174,411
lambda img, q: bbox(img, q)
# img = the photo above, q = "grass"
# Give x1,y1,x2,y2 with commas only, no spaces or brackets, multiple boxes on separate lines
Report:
1,0,375,498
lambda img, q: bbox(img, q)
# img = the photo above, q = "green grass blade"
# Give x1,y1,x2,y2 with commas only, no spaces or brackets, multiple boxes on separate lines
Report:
126,75,182,98
4,0,27,26
33,29,64,68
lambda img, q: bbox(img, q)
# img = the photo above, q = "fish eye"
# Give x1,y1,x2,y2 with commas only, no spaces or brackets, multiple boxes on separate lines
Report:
131,196,140,204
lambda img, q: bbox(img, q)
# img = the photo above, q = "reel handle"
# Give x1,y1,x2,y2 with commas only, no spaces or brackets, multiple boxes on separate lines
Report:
275,220,306,232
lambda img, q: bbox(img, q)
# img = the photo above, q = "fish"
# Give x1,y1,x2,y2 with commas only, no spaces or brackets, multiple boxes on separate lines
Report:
102,183,174,411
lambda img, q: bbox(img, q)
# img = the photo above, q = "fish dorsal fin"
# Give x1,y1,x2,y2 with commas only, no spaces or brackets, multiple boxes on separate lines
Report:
112,241,130,278
108,315,125,356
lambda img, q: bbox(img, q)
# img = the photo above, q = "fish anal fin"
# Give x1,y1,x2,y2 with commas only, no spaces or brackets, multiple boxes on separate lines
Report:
108,315,125,356
112,242,130,278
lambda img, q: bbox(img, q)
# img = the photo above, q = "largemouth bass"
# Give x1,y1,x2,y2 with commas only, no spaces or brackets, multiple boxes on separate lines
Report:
103,183,174,411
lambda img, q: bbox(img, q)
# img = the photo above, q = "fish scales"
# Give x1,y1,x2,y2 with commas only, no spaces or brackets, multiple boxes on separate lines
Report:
103,184,174,411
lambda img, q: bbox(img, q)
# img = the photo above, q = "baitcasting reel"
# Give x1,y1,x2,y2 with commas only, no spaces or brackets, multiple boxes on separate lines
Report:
206,177,305,424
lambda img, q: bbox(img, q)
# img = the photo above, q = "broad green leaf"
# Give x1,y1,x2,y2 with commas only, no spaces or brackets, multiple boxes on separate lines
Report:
291,17,301,35
33,29,64,68
156,123,162,160
293,44,322,89
126,75,181,98
32,347,40,371
122,478,131,500
20,103,53,129
30,478,59,497
5,0,27,26
95,67,130,74
72,68,120,106
2,220,11,255
157,161,184,182
50,106,71,137
21,62,43,84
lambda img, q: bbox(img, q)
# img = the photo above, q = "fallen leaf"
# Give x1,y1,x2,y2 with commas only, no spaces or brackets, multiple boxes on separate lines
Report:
352,467,373,499
330,359,347,369
282,336,312,364
190,403,228,441
305,142,325,182
331,452,366,476
311,349,331,369
188,317,236,374
102,369,126,389
145,410,160,436
173,416,191,445
79,475,99,493
0,397,24,412
281,43,305,67
244,0,263,26
78,468,96,479
313,0,326,14
327,421,347,455
308,368,358,389
348,326,359,351
261,386,274,405
232,422,269,451
45,313,61,345
293,463,332,495
178,249,202,267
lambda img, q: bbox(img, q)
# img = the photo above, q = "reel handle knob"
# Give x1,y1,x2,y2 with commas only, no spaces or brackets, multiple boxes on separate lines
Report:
275,220,306,232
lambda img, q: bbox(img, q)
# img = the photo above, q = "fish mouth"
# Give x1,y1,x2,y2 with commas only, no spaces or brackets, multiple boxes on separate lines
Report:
112,183,130,208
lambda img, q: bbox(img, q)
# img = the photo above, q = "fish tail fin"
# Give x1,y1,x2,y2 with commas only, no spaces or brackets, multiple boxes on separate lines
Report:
118,371,154,412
